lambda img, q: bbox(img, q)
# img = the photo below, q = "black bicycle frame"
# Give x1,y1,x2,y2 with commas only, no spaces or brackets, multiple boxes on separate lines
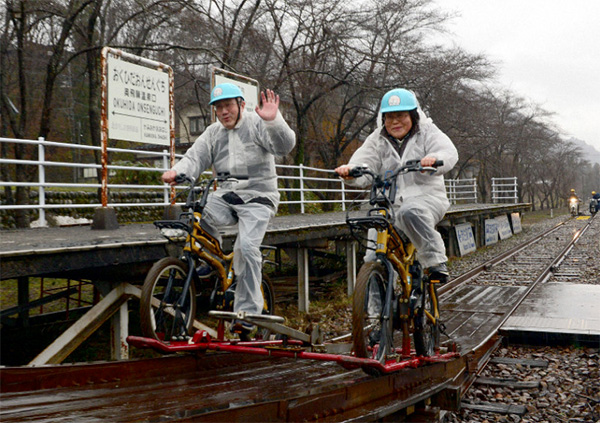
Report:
170,250,196,336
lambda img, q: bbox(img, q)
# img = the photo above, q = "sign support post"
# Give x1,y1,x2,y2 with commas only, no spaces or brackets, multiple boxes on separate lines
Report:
94,46,174,229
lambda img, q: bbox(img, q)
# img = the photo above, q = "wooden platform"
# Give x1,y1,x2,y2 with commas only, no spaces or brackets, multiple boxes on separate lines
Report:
0,203,531,280
0,203,531,364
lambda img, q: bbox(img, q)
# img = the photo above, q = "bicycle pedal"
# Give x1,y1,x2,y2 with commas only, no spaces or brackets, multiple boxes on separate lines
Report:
439,321,449,335
409,292,422,309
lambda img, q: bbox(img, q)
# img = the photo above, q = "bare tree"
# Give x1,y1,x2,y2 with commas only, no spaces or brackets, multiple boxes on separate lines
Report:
1,0,92,226
1,0,591,224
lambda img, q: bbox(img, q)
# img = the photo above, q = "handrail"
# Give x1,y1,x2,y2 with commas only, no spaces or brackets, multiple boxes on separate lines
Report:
445,178,478,204
0,137,366,223
0,136,489,225
491,177,518,203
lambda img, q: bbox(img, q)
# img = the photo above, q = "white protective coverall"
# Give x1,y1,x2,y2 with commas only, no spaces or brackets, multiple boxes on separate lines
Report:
172,110,295,315
344,110,458,268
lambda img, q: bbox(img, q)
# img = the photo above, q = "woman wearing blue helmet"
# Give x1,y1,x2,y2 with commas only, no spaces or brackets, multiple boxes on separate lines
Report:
335,88,458,282
162,82,296,336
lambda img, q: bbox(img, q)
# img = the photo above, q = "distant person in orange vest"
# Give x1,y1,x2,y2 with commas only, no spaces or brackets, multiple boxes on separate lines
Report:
568,188,579,201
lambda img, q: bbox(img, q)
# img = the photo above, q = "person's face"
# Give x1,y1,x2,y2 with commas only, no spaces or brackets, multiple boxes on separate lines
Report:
214,98,244,129
384,111,412,139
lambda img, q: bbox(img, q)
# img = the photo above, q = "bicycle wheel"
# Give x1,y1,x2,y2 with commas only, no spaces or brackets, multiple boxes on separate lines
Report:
140,257,197,341
352,262,394,368
413,281,440,356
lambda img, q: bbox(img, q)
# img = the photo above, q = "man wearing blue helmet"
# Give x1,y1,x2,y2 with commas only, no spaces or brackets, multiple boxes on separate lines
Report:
162,82,296,336
335,88,458,282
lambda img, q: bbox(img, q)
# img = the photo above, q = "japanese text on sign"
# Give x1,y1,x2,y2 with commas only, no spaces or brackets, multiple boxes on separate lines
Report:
107,56,170,145
485,219,499,246
455,223,476,256
496,214,513,240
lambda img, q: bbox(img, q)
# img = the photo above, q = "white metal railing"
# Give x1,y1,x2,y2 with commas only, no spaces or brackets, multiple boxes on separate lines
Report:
275,163,365,213
491,177,518,203
445,178,477,204
1,136,490,224
0,137,367,224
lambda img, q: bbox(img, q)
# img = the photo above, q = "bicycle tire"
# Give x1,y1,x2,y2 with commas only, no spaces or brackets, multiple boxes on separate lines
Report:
352,261,393,374
140,257,197,341
413,281,440,357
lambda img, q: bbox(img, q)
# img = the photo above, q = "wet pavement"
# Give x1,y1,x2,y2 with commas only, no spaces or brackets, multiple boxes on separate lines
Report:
502,282,600,336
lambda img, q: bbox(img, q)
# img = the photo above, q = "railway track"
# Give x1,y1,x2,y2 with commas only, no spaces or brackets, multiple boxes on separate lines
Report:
441,214,599,421
1,215,597,422
438,217,596,383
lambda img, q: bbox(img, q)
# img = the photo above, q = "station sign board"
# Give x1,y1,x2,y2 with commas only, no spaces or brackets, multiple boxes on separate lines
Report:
107,55,171,145
511,212,522,233
485,218,499,246
455,223,477,256
496,214,513,240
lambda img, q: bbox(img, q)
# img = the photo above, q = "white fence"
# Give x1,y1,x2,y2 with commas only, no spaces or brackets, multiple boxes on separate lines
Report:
0,137,366,224
1,137,510,223
491,177,518,203
445,178,477,204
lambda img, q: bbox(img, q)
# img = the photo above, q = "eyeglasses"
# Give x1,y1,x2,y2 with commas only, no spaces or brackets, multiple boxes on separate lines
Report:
214,99,239,112
384,112,410,122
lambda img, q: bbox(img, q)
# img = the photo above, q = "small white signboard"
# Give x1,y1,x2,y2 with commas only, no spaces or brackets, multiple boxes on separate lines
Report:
496,214,513,240
455,223,477,256
485,218,499,246
107,56,170,145
511,212,522,234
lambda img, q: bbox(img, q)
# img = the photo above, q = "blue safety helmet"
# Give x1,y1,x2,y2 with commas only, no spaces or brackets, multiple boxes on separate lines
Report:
379,88,418,114
209,83,245,105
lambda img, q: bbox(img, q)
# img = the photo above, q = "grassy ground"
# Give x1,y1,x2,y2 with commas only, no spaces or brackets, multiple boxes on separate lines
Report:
0,278,96,314
521,207,569,225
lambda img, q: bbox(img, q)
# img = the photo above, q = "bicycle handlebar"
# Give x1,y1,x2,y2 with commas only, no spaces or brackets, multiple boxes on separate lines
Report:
347,159,444,180
174,172,249,211
174,173,249,185
215,173,249,182
174,173,194,185
344,159,445,211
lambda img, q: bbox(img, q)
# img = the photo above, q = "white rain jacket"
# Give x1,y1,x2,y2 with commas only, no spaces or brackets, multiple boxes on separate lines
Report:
172,110,296,208
172,109,295,316
344,110,458,268
345,110,458,208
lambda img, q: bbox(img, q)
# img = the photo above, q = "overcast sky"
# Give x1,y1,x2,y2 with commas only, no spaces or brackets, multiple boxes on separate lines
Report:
430,0,600,152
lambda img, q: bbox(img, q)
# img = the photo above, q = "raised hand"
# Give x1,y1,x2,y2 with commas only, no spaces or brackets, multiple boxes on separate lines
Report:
255,89,279,121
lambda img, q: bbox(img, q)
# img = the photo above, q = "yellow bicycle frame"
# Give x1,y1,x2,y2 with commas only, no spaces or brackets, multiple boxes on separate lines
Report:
181,209,271,314
183,210,235,291
373,208,438,346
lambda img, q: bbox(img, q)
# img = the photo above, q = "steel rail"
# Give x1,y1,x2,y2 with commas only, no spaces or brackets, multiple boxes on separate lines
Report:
438,218,570,296
445,216,595,399
470,217,593,354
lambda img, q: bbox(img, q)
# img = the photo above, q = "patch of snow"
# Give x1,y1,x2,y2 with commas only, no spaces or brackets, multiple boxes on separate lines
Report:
30,219,48,228
30,215,92,228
